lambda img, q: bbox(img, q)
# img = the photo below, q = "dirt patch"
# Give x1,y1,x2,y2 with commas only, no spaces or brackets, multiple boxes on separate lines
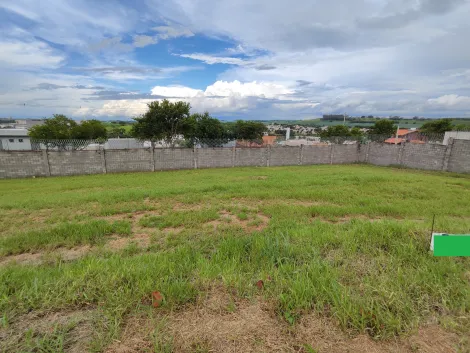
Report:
154,291,463,353
206,211,270,233
314,215,385,224
172,202,204,212
105,316,155,353
0,309,95,353
0,246,91,267
297,313,461,353
168,291,291,353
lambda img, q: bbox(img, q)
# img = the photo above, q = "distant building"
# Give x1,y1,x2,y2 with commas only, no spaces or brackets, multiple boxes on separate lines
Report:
0,129,32,150
443,131,470,145
15,119,45,130
322,114,348,121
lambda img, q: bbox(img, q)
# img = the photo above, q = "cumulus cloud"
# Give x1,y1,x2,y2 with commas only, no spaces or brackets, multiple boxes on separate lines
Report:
75,80,303,117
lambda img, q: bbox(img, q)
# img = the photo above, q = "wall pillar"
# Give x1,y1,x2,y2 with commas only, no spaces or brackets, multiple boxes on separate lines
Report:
42,150,51,177
442,138,454,171
100,149,107,174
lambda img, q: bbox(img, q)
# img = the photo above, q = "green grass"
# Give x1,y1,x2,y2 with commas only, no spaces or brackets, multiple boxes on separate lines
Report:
0,165,469,351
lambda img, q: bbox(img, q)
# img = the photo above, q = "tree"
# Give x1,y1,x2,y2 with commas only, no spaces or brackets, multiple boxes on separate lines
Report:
369,119,396,136
108,127,131,138
131,99,191,146
454,124,470,131
319,125,351,138
230,120,266,141
350,127,364,137
420,119,453,133
184,112,228,146
29,114,77,140
72,119,107,140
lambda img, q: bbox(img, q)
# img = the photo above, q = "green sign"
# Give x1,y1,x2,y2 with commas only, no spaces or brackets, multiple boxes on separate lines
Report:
433,235,470,257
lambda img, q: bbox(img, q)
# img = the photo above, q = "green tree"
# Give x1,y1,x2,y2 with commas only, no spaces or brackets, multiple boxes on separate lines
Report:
350,127,364,137
230,120,266,140
184,112,228,146
108,127,131,138
131,99,191,146
369,119,396,136
319,125,351,138
420,119,453,133
28,114,77,140
72,119,107,140
454,123,470,131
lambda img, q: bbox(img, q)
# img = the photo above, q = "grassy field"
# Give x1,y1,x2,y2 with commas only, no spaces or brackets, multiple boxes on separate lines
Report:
1,165,469,352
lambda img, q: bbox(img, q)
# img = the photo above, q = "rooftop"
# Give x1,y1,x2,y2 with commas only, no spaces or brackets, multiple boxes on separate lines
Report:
0,129,29,137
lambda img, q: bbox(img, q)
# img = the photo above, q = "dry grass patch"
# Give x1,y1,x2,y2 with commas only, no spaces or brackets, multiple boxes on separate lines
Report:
0,246,91,266
296,313,461,353
206,210,270,232
108,289,463,353
0,309,96,353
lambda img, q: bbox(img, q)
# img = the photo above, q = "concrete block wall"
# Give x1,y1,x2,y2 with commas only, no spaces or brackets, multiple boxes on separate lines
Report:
332,144,359,164
270,147,300,166
155,148,194,170
1,141,469,179
105,149,153,173
367,143,400,166
235,148,267,167
401,144,447,171
48,151,103,176
0,151,47,178
197,148,233,168
447,140,470,173
301,145,332,165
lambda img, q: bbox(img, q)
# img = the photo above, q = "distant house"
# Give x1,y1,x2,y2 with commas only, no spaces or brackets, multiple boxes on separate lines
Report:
385,129,424,144
0,129,32,150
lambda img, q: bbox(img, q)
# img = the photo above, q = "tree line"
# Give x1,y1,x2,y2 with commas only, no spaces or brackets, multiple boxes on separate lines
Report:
29,100,267,145
28,100,469,145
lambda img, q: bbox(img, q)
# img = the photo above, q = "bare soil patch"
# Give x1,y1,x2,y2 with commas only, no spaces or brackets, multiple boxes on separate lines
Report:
0,309,96,353
0,246,91,266
206,210,270,232
108,289,461,353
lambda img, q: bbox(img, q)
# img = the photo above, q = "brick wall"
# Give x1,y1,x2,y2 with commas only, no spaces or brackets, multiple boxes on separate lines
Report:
401,144,447,171
105,149,153,173
269,147,300,166
447,140,470,173
1,142,469,179
0,151,47,178
155,148,194,170
236,148,267,167
332,144,359,164
48,151,103,176
301,145,332,165
367,143,400,166
197,148,233,168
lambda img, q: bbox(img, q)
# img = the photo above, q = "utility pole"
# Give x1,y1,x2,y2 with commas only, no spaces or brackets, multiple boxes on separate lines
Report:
395,125,400,145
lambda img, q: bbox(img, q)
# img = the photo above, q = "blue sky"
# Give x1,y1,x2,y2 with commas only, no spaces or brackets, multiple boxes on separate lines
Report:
1,0,470,120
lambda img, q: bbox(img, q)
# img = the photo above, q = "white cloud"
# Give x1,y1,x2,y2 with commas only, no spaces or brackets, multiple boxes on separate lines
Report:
179,53,246,65
75,80,304,117
0,39,64,68
152,25,194,39
151,85,203,97
204,80,294,98
133,35,158,48
427,95,470,110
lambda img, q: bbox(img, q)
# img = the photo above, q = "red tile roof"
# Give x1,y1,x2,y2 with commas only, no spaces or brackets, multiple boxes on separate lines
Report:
384,137,405,144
